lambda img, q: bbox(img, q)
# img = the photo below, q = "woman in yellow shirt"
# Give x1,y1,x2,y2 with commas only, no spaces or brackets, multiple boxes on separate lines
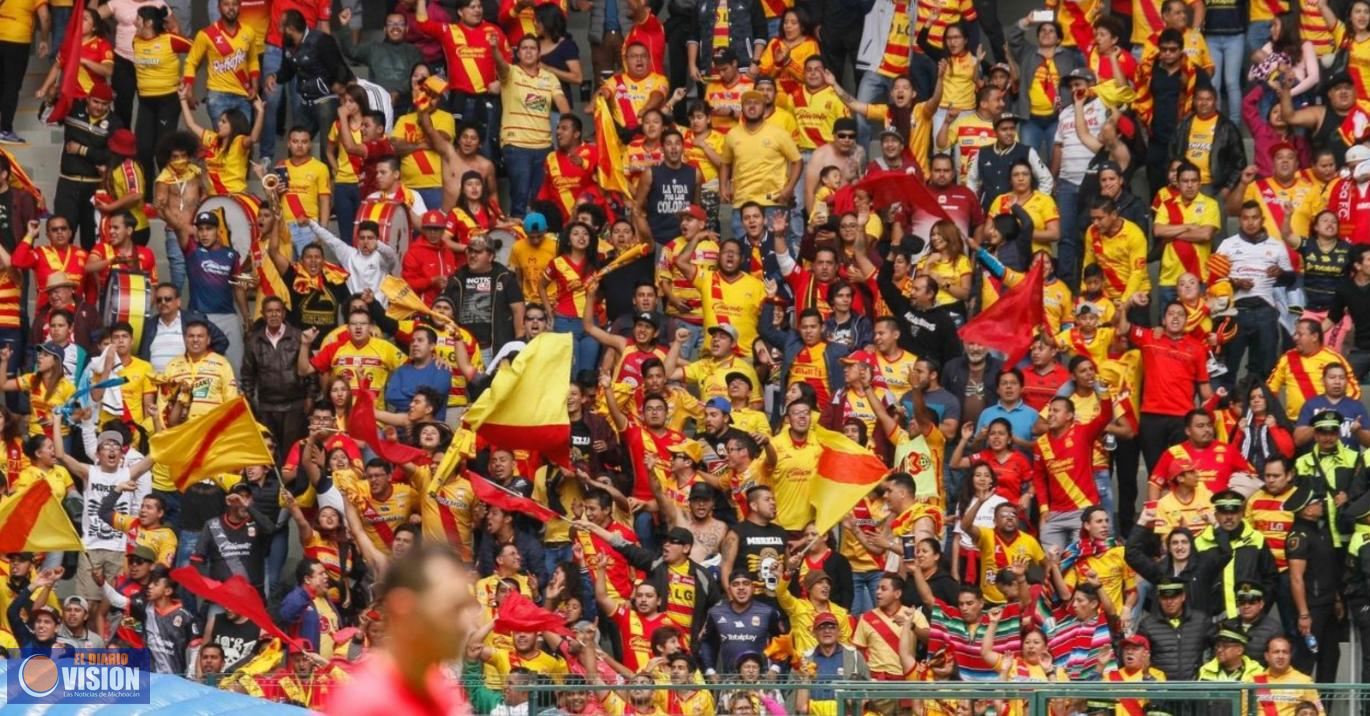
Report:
916,219,973,318
177,84,264,196
1321,0,1370,108
756,9,820,96
131,6,191,191
936,24,980,132
2,343,77,439
989,159,1061,256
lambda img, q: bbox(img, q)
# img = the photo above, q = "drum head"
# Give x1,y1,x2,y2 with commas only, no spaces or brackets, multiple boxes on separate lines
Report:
102,271,154,347
486,229,516,267
358,200,412,257
197,194,260,259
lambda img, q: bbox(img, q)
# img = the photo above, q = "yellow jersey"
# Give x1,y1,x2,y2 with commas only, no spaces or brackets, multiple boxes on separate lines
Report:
1155,193,1221,286
310,337,409,399
989,191,1060,256
785,85,850,151
183,21,259,96
278,157,332,222
770,429,822,529
1083,219,1150,303
944,112,996,184
131,33,194,97
683,354,762,403
391,110,455,190
720,122,801,206
18,374,76,437
692,267,766,357
0,0,48,45
500,64,563,148
201,131,251,195
158,352,239,418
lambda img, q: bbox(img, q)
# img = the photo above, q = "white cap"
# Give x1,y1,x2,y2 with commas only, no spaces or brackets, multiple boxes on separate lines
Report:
1346,144,1370,165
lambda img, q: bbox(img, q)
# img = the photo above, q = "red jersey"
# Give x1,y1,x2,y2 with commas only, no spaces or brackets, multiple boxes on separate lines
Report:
536,145,597,221
1148,440,1254,493
1031,401,1111,513
415,19,510,95
323,655,469,716
911,185,983,241
1326,177,1370,243
612,603,671,672
1021,363,1070,411
623,423,685,500
971,448,1033,502
624,12,667,75
575,520,640,601
1127,326,1210,416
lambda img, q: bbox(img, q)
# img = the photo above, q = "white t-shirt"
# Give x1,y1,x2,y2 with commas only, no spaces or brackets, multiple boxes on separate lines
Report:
1054,98,1106,186
953,494,1009,549
1216,234,1294,308
148,314,184,373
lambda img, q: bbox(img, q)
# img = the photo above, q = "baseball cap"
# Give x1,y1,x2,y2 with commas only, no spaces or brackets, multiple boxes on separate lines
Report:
1063,67,1097,84
1346,145,1370,165
523,212,548,234
1214,624,1250,646
1325,70,1354,89
833,117,858,136
421,210,447,228
679,204,708,223
813,612,840,629
740,89,767,104
995,112,1023,126
89,83,114,102
665,527,695,546
724,371,752,389
1235,581,1265,602
229,481,255,497
194,211,220,227
688,483,715,502
667,440,704,464
707,324,739,343
129,544,158,563
989,62,1012,76
96,430,125,447
1075,303,1097,316
703,396,732,415
1166,458,1196,481
1121,634,1150,650
633,311,659,329
713,47,739,65
879,127,907,144
1155,578,1186,596
36,342,64,360
840,350,878,372
63,595,89,610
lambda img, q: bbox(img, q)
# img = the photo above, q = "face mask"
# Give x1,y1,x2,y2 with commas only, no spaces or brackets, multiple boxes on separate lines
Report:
169,158,189,171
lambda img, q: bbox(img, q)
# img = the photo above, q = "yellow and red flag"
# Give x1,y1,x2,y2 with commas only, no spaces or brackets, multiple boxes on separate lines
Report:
810,424,891,535
150,397,274,491
0,479,83,553
462,333,572,467
592,95,631,199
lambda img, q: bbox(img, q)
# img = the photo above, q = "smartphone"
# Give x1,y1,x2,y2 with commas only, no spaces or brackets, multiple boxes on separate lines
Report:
1031,9,1055,22
902,536,917,561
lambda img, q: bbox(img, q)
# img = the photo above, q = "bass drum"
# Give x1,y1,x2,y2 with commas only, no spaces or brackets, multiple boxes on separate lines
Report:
196,193,262,259
103,271,154,347
485,228,518,268
355,199,411,256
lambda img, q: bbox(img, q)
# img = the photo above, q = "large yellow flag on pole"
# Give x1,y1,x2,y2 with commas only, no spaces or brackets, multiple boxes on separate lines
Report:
150,397,274,491
592,95,631,199
0,479,83,552
462,333,572,467
809,424,892,535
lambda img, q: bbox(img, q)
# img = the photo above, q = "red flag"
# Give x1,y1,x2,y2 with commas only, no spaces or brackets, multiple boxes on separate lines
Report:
830,173,952,224
495,590,572,636
959,257,1046,367
468,473,560,523
46,0,90,126
170,567,304,650
348,389,433,468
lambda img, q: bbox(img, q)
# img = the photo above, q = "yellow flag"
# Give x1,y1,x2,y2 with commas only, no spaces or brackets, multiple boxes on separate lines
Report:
0,479,83,553
150,397,274,491
593,95,631,198
809,424,891,535
380,275,454,327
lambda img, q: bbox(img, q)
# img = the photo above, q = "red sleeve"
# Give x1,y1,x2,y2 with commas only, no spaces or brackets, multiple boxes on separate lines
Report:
1128,325,1149,347
170,34,194,53
415,18,446,41
1082,398,1113,444
1150,449,1173,488
310,338,341,374
283,442,303,471
1268,426,1295,460
401,246,434,293
10,241,36,269
498,0,518,22
1030,445,1049,507
315,0,333,21
1192,340,1210,382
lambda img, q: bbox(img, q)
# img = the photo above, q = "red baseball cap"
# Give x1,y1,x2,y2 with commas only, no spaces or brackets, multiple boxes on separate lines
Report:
679,204,707,223
1166,458,1197,481
420,210,447,228
841,350,879,371
1121,634,1151,650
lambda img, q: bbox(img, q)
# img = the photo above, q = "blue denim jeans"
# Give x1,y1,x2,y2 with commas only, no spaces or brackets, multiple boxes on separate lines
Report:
850,570,884,615
554,314,599,376
544,543,574,586
1093,468,1115,523
165,230,187,292
260,45,303,161
1206,33,1246,124
206,91,253,127
1055,180,1082,287
789,150,812,244
855,71,893,149
503,145,550,218
50,7,71,60
1223,302,1280,390
634,511,659,553
1247,21,1272,56
290,221,317,255
264,527,288,600
1020,116,1058,168
416,187,443,215
677,321,703,361
334,183,361,246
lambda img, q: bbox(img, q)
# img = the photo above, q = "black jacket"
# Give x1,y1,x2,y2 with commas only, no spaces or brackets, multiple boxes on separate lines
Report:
1136,603,1212,681
442,261,523,353
1169,113,1247,191
136,309,231,362
279,29,353,101
1124,526,1227,616
240,323,309,410
61,100,122,179
611,535,719,646
876,260,962,363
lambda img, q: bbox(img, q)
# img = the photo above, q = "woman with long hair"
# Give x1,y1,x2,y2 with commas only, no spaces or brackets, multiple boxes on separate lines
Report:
540,221,601,374
130,6,191,195
917,219,973,318
1227,381,1294,473
0,406,30,495
322,375,354,434
36,7,114,108
624,108,667,193
97,0,172,127
757,8,820,96
535,6,582,109
823,282,873,351
989,159,1061,257
1254,11,1320,105
1,342,76,442
951,461,1007,582
178,87,264,197
951,418,1034,513
447,170,513,248
328,85,373,245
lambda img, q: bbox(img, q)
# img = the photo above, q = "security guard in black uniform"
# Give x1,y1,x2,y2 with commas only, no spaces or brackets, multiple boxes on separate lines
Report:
1283,482,1341,682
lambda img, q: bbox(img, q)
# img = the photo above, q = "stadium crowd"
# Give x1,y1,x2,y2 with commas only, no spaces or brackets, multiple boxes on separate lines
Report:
1,0,1370,713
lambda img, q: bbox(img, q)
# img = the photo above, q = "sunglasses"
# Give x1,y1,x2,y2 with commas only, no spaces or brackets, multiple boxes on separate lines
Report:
127,556,152,565
155,295,176,303
835,132,856,139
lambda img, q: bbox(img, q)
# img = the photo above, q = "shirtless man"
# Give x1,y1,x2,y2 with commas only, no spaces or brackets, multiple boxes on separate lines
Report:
803,116,865,210
418,110,496,211
647,452,728,565
152,132,206,235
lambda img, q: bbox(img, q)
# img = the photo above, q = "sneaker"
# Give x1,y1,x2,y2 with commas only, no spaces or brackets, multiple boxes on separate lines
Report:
0,131,25,145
